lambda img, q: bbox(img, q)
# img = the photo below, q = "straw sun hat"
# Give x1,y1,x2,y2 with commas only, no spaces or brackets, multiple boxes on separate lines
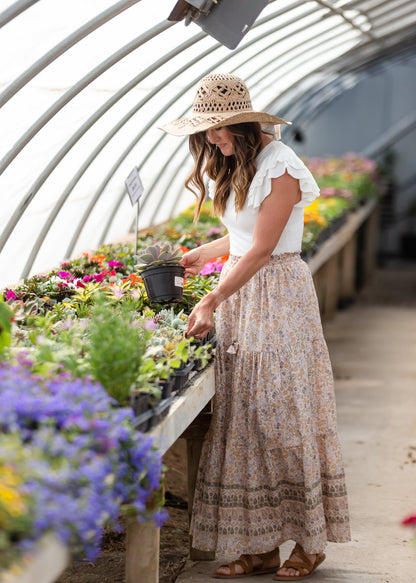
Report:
159,73,291,136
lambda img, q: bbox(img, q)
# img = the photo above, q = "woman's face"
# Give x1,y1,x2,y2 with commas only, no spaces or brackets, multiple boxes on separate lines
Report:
206,127,235,156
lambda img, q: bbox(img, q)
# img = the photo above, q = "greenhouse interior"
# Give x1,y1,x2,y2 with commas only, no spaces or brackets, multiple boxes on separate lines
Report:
0,1,415,582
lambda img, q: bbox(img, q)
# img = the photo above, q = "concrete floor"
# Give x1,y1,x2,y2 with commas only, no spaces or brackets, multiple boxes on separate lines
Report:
177,264,416,583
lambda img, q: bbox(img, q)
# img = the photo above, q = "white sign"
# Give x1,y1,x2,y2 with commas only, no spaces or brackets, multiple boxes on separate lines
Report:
125,167,144,206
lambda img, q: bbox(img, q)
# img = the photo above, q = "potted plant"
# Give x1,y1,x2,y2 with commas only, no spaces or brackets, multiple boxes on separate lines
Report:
135,243,185,305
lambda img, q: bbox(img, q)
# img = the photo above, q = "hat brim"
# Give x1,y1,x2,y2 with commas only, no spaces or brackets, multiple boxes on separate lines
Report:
159,110,291,136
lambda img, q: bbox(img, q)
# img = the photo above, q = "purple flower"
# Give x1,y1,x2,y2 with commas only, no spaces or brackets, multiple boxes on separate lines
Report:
0,364,165,559
83,275,92,283
57,271,71,279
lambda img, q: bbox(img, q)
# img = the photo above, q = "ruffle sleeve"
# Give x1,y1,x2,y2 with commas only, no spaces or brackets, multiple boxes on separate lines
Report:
247,141,320,209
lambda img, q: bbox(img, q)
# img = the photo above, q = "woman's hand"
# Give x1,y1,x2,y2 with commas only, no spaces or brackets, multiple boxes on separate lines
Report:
185,295,217,339
180,235,230,277
180,248,207,277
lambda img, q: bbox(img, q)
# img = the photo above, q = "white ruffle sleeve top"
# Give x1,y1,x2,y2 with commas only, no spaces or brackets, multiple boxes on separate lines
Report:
208,140,320,256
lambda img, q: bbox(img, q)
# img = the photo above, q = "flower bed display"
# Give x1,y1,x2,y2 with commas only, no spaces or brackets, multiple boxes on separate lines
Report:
0,153,380,574
0,365,166,576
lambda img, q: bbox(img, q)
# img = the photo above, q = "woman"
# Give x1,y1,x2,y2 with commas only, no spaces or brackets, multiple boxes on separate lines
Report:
160,73,350,580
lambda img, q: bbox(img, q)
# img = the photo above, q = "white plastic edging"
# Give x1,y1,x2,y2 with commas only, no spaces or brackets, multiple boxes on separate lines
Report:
0,535,69,583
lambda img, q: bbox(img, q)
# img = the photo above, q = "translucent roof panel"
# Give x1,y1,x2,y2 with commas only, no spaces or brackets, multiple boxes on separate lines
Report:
0,0,415,288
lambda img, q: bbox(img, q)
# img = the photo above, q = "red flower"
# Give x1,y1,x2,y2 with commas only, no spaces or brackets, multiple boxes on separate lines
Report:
402,515,416,527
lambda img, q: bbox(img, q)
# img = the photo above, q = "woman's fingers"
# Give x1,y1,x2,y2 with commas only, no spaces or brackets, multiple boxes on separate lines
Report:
186,310,213,338
180,250,206,277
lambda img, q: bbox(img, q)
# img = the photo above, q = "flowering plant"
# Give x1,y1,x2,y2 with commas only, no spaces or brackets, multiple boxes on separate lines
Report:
0,364,166,567
0,435,35,570
401,514,416,544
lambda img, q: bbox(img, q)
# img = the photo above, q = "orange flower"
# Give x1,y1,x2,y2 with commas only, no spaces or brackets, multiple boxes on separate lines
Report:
123,273,142,285
180,246,190,254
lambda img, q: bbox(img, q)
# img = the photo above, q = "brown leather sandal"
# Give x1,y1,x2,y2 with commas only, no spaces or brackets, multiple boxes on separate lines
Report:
273,543,325,580
213,547,280,579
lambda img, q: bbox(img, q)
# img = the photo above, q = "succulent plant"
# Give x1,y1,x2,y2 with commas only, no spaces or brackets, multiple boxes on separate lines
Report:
135,243,182,270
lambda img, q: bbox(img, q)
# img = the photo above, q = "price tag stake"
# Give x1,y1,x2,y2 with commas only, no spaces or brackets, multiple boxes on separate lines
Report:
125,167,144,259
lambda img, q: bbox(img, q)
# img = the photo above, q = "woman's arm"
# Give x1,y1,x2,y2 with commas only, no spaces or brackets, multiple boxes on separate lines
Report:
180,234,230,277
186,172,300,337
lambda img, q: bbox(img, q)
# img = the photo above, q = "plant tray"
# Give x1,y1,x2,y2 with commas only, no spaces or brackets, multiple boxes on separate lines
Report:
172,360,194,393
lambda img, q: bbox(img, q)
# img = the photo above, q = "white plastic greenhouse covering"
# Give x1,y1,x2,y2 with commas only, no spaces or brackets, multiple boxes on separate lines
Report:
1,0,415,289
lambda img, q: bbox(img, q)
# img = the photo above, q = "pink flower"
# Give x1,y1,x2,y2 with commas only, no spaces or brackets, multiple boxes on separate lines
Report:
144,319,156,331
93,273,105,283
57,282,68,288
16,350,33,367
76,280,86,288
199,262,216,275
6,289,17,301
57,271,71,279
108,260,126,268
199,260,223,275
83,275,92,283
320,187,336,197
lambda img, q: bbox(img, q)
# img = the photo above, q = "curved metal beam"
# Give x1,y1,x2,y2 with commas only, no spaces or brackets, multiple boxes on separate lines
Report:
7,0,310,273
0,0,143,108
314,0,376,41
0,20,174,258
0,20,174,175
0,0,40,28
97,1,327,242
265,25,416,121
21,29,205,278
252,30,359,96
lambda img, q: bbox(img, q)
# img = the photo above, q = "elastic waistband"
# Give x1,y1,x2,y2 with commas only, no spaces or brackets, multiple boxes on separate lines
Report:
229,251,301,263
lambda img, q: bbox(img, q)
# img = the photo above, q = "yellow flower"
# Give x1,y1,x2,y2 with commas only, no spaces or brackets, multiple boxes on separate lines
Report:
0,465,28,518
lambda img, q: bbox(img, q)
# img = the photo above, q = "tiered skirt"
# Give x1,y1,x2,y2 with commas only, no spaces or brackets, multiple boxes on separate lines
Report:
190,252,351,555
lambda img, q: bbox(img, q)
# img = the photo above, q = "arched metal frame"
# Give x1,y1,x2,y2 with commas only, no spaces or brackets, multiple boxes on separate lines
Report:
0,0,415,286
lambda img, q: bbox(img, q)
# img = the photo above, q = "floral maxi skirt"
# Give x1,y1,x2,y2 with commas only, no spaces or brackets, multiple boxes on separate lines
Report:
190,253,351,555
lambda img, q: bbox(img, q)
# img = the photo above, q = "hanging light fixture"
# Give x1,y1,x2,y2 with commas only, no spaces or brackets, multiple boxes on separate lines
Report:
168,0,268,49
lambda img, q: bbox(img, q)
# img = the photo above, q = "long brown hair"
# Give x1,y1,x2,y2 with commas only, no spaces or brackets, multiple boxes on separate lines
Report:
185,122,264,221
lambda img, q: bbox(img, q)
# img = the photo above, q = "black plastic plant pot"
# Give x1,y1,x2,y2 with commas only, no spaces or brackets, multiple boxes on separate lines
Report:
173,360,194,393
159,374,175,399
141,264,185,305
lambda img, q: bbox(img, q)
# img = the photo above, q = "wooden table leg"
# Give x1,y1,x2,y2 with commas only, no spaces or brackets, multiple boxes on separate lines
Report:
126,519,160,583
181,411,215,561
363,205,379,285
340,234,357,307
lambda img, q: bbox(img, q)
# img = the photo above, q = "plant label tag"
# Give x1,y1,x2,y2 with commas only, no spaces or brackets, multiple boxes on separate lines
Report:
174,276,184,288
125,167,144,206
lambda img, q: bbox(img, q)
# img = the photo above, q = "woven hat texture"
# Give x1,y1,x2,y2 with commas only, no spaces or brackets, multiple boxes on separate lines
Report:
159,73,291,136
